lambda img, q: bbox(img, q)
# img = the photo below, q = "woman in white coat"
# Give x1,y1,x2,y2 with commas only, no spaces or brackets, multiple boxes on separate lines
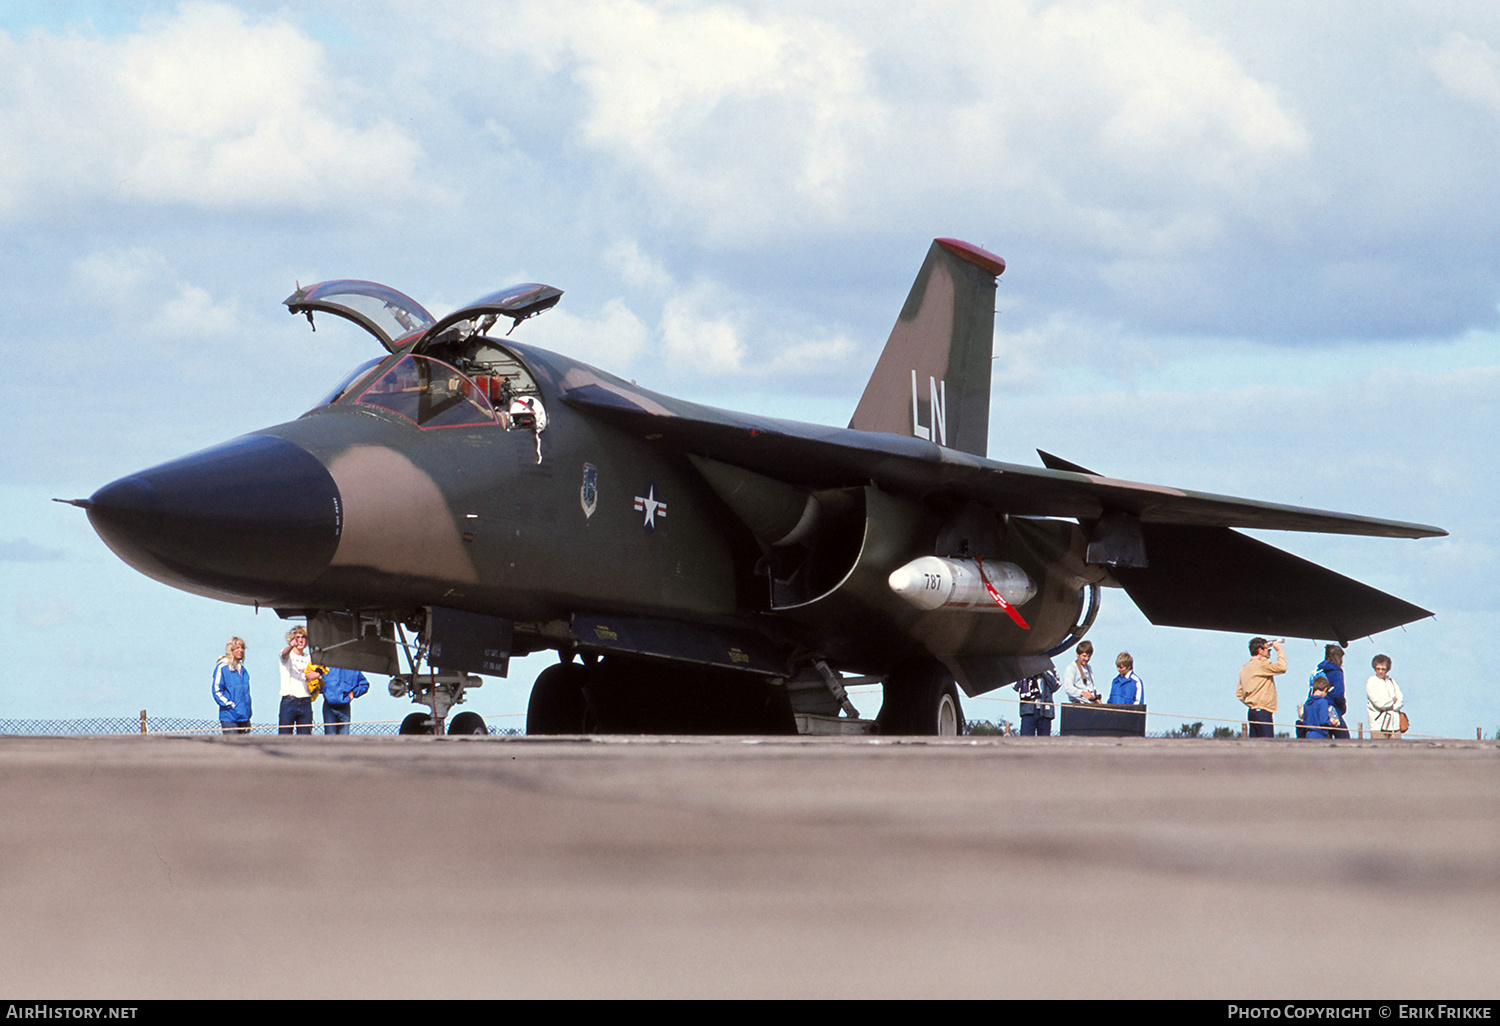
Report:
1365,654,1405,739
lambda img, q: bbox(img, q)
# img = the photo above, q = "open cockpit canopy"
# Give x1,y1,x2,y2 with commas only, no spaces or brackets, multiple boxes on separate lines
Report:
284,280,436,352
290,278,563,434
284,279,562,354
417,284,563,351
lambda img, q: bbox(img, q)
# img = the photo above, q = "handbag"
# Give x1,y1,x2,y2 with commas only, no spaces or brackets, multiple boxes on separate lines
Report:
1399,711,1410,733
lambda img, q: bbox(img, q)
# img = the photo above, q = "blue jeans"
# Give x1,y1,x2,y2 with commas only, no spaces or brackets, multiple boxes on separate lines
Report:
278,696,313,735
1247,708,1274,738
1019,709,1053,736
323,702,352,735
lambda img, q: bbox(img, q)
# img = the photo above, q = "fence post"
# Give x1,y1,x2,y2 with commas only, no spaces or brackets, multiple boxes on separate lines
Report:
139,710,147,735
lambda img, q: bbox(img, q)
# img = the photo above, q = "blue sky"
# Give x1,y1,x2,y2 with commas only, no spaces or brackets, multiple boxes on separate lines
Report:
1,1,1496,738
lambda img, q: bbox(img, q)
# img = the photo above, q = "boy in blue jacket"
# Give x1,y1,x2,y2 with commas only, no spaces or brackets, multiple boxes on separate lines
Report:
1302,673,1347,740
1108,652,1144,705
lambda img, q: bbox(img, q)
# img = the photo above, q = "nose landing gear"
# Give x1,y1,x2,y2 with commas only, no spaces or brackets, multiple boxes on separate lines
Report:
389,616,487,736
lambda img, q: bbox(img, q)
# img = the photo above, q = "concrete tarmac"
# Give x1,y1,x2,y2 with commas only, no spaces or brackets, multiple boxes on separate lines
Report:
0,733,1495,999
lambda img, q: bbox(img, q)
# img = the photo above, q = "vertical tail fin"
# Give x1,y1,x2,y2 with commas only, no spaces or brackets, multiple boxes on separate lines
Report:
848,238,1003,457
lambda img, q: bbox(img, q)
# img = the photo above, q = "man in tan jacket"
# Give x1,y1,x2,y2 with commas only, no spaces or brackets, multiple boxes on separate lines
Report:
1237,636,1285,738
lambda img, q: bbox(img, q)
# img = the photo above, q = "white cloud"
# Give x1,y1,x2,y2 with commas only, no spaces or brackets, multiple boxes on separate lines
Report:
71,245,239,339
1430,31,1500,116
71,247,175,307
604,239,675,292
443,0,880,238
0,2,432,219
991,314,1095,390
760,330,858,376
445,0,1305,251
500,0,880,233
1058,4,1308,182
522,295,651,370
661,287,747,374
153,282,241,338
585,237,853,379
884,2,1309,257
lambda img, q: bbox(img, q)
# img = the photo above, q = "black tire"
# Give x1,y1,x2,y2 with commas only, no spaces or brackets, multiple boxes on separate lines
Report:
399,712,435,735
448,711,487,735
577,656,796,735
877,661,965,736
935,683,963,737
527,662,591,734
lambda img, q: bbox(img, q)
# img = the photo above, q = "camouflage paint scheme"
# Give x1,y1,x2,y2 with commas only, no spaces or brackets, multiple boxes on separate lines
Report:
80,239,1445,732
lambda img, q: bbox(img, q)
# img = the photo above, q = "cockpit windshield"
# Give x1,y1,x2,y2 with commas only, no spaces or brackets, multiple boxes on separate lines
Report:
352,354,498,429
291,279,556,437
312,356,385,409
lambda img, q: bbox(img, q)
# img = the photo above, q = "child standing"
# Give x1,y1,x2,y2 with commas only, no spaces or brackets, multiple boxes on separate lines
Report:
1108,652,1144,705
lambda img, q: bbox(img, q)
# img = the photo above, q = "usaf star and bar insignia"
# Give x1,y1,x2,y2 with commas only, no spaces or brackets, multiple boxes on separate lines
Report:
579,463,669,533
634,483,667,532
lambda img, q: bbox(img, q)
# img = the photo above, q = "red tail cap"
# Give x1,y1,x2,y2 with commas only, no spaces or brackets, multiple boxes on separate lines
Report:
935,238,1005,276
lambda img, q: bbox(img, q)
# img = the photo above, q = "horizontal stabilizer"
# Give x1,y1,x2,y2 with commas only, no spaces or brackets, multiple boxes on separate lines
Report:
1112,524,1433,644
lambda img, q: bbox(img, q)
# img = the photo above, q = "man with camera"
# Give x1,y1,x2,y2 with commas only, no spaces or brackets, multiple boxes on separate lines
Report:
1237,636,1285,738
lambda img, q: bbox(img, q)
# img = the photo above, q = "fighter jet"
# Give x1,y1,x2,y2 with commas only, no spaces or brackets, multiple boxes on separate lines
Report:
73,238,1445,736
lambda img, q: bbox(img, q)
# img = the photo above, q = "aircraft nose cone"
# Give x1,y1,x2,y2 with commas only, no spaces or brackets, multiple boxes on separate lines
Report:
87,434,341,600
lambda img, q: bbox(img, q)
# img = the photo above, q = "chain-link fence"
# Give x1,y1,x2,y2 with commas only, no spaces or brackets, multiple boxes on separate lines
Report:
0,716,520,737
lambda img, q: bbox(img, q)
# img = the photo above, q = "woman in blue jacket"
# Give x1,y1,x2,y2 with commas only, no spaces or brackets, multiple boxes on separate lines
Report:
212,637,252,735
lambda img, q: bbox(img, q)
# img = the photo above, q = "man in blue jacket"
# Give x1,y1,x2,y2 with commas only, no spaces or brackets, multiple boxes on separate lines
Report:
1313,645,1347,718
1014,669,1059,736
321,666,370,735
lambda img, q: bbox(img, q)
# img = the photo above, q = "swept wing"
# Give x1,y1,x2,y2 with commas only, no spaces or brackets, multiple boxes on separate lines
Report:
558,376,1443,540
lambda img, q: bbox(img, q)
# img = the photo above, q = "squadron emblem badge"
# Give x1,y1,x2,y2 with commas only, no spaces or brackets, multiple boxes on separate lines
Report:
580,463,598,519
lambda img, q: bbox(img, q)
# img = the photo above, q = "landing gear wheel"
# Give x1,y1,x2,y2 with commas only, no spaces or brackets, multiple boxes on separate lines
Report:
448,711,488,735
527,662,591,734
399,712,435,735
936,685,961,736
877,661,965,736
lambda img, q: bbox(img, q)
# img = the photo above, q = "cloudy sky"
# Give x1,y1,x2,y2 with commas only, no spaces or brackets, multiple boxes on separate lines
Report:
2,0,1496,739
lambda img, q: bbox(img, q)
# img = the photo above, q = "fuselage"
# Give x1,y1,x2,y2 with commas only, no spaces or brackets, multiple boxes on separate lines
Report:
85,334,1095,689
81,248,1444,720
88,340,749,622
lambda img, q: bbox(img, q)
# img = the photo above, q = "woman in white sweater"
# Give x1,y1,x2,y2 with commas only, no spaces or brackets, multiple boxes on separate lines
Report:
1365,654,1405,739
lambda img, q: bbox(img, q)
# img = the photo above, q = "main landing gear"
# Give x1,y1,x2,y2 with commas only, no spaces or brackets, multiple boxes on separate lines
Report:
524,654,796,735
875,660,965,736
526,662,591,734
524,652,964,737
